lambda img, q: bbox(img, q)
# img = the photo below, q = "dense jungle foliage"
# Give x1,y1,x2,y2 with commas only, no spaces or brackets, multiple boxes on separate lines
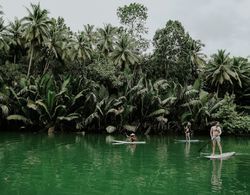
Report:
0,3,250,135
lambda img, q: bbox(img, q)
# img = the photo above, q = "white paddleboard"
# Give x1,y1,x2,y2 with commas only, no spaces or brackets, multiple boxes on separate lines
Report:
204,152,236,159
112,140,146,144
175,140,201,143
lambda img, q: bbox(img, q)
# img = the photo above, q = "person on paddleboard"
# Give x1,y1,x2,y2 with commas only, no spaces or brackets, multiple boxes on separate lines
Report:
184,122,191,142
127,133,138,142
210,121,222,155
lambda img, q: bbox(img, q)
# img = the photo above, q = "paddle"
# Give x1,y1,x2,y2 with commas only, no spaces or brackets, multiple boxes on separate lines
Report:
198,138,214,153
124,132,129,138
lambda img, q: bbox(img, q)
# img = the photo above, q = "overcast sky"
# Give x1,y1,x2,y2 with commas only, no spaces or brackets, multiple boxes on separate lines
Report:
1,0,250,57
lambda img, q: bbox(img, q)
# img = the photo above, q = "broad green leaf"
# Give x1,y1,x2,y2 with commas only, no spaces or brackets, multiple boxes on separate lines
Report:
0,105,9,117
7,114,32,124
147,109,166,118
27,100,38,111
106,125,116,133
123,124,137,132
58,113,80,121
36,100,51,119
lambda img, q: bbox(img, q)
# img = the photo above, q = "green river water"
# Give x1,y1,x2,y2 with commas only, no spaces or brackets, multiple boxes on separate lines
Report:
0,132,250,195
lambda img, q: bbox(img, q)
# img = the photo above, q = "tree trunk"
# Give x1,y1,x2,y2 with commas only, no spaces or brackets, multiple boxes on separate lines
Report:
27,46,34,78
14,54,16,64
43,61,49,75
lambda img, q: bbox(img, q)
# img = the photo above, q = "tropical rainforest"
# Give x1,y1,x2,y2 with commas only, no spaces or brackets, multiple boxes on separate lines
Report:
0,3,249,135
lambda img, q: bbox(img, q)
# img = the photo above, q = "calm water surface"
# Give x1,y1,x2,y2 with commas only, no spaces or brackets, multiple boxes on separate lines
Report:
0,132,250,195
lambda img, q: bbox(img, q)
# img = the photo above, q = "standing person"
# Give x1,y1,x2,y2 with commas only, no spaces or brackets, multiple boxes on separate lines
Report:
184,122,191,142
210,121,223,155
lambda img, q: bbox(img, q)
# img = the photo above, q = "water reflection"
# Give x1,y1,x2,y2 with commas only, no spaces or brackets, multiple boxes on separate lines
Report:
105,135,115,143
211,159,222,192
48,131,54,138
1,133,250,194
185,142,190,157
126,144,136,154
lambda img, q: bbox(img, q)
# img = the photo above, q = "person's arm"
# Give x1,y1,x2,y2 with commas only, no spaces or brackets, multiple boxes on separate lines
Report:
218,127,222,135
210,127,213,139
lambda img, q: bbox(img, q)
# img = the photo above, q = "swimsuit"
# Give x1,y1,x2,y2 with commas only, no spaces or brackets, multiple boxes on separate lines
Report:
185,127,191,134
212,136,221,142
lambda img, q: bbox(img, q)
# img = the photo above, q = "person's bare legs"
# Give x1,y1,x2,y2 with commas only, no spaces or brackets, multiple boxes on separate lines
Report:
217,141,222,155
212,140,216,155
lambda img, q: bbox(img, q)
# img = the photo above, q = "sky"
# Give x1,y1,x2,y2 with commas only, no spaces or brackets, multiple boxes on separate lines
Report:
1,0,250,57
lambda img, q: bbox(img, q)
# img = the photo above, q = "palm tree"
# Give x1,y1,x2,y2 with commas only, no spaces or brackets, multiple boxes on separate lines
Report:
231,57,250,88
231,57,250,107
189,39,206,75
111,34,139,71
204,50,238,95
70,31,92,63
83,24,96,49
7,17,24,64
97,24,116,57
0,18,9,53
22,3,52,77
0,5,9,51
0,5,3,16
42,18,69,73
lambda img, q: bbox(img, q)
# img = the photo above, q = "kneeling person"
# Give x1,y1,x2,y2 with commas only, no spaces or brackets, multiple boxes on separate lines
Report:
127,133,137,142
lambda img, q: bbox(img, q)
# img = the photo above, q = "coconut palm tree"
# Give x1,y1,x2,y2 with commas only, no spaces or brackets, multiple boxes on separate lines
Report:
231,57,250,108
70,31,92,63
7,17,24,64
42,18,69,73
97,24,116,57
0,5,3,15
188,39,206,75
22,3,52,77
204,50,238,95
0,18,9,53
231,57,250,88
83,24,96,49
110,34,139,71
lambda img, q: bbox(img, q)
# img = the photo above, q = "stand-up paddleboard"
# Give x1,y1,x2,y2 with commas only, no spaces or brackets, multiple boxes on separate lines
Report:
175,139,201,143
112,140,146,144
204,152,236,159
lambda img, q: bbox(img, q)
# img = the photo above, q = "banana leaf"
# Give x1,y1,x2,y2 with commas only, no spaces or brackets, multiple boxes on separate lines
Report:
147,109,166,118
27,100,38,111
7,114,32,124
123,124,137,132
58,113,80,121
106,125,116,133
0,105,9,117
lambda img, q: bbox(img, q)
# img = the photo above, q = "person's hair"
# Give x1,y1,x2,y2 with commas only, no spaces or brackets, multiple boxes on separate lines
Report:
211,121,219,126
